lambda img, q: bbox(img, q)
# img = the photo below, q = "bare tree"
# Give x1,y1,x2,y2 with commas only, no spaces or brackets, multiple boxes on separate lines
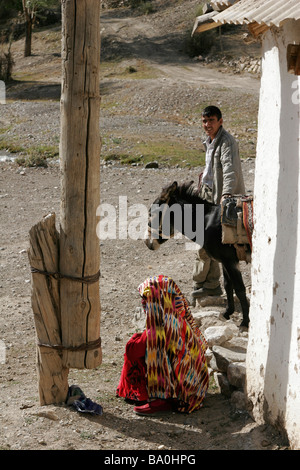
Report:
22,0,50,57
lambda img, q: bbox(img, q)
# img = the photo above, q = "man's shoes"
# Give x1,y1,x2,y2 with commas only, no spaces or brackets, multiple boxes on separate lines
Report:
133,399,172,416
191,286,223,299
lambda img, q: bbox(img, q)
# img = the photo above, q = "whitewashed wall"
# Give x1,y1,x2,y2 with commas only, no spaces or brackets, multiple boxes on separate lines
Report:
247,19,300,449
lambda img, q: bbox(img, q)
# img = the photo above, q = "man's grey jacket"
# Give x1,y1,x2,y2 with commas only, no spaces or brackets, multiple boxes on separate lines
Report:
203,126,245,204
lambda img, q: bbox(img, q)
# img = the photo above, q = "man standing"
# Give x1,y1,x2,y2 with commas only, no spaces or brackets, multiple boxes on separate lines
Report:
190,105,245,304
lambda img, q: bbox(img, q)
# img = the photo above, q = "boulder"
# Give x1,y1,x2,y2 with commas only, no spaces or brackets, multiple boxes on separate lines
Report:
204,325,235,347
213,372,235,398
222,335,248,353
193,310,225,329
227,362,246,389
212,345,246,373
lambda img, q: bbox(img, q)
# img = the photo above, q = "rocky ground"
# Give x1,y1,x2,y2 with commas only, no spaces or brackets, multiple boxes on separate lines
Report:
0,1,288,453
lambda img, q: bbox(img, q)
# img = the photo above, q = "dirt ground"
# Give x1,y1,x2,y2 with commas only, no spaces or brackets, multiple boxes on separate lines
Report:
0,1,288,453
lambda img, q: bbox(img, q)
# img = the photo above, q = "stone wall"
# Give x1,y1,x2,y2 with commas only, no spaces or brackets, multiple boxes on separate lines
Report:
193,306,252,413
195,55,261,75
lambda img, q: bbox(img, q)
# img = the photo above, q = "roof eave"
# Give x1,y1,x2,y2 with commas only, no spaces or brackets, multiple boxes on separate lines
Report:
192,10,270,39
192,0,300,38
192,12,223,35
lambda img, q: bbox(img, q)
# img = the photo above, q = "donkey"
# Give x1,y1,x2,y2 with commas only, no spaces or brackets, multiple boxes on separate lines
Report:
144,180,250,328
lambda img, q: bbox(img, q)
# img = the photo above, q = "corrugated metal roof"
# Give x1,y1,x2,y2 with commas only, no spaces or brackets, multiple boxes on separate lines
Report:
210,0,238,8
214,0,300,27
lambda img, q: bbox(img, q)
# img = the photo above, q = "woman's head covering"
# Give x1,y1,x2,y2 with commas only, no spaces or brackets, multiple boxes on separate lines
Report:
138,275,209,413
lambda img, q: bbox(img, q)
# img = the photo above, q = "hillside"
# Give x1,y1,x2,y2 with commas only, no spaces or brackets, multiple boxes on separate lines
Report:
2,0,261,166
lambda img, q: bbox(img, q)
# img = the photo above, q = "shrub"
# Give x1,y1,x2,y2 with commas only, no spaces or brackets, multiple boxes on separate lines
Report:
184,28,218,57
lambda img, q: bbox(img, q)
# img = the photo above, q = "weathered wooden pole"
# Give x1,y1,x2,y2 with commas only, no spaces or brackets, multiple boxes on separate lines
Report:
60,0,102,369
28,0,102,405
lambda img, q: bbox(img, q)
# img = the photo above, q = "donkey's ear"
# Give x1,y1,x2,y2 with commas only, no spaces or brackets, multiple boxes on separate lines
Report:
182,180,194,191
162,181,178,200
168,181,178,195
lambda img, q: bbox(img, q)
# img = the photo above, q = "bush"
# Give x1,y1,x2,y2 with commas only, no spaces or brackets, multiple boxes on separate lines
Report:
127,0,155,12
184,29,218,57
139,2,155,14
0,0,22,21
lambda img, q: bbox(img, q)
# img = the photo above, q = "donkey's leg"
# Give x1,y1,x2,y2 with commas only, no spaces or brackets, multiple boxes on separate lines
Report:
222,265,235,320
222,261,249,328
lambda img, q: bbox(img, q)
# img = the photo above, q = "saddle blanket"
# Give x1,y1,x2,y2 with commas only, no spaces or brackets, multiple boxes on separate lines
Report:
221,195,254,259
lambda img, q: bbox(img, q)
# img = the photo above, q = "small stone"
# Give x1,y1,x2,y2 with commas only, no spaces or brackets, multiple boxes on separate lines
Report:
38,440,47,446
35,410,59,421
145,161,159,169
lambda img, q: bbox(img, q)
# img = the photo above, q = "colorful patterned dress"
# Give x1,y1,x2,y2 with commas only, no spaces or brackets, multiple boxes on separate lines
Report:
117,275,209,413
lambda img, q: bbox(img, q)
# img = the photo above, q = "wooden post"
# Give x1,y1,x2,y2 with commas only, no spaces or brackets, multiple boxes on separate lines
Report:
59,0,102,369
28,214,69,405
28,0,102,404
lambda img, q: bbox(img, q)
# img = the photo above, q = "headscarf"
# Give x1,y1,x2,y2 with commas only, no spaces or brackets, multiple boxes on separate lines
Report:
138,275,209,413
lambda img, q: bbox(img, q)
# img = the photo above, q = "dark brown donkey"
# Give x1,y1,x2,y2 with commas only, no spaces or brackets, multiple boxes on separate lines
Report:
144,181,250,328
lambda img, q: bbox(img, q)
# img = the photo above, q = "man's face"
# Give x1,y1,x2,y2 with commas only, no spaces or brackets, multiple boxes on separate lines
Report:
202,115,223,139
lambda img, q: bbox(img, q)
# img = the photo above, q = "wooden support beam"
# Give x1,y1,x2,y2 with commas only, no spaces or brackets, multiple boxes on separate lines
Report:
192,11,222,35
296,48,300,76
287,44,300,75
247,21,270,40
28,213,69,405
60,0,102,370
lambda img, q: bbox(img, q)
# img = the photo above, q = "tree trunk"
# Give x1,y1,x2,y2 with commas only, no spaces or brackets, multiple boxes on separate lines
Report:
24,16,32,57
22,1,33,57
59,0,102,369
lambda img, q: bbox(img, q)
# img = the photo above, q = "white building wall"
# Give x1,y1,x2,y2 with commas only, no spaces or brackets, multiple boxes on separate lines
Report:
247,20,300,449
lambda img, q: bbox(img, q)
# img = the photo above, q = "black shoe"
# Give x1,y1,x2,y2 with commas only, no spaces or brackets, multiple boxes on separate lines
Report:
191,286,222,298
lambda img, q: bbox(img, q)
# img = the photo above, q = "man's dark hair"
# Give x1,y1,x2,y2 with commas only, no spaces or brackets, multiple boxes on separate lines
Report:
202,106,222,121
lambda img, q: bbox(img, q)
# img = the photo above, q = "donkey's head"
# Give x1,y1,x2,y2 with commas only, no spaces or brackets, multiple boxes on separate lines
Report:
144,180,196,250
